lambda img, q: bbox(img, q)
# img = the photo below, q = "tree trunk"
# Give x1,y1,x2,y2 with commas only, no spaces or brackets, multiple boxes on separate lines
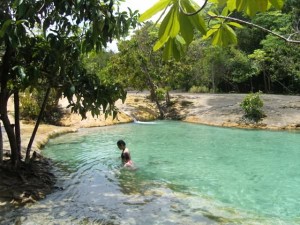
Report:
25,87,50,163
165,91,171,106
1,41,18,165
14,91,22,159
1,111,19,165
0,122,3,164
147,78,164,119
140,60,164,119
263,70,268,93
211,67,216,93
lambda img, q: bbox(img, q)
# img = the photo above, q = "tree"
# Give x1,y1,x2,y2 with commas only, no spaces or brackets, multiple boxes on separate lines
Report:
0,0,138,165
103,22,192,118
139,0,299,60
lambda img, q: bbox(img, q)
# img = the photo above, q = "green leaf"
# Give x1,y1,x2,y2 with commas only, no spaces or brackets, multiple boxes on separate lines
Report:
211,0,227,6
221,7,229,16
236,0,269,17
12,0,24,8
154,7,173,51
207,23,237,47
211,28,222,45
269,0,284,9
139,0,172,22
163,38,180,60
227,22,243,28
0,20,12,38
154,5,180,51
207,11,218,17
153,39,167,51
202,24,220,40
180,0,207,34
227,0,236,11
223,23,237,45
176,35,186,45
169,6,180,38
178,11,194,45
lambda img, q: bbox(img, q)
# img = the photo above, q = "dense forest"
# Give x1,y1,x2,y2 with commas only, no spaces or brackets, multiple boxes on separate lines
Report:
83,0,300,97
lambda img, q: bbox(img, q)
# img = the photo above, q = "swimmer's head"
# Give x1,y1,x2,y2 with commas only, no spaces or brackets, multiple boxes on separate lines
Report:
117,140,126,150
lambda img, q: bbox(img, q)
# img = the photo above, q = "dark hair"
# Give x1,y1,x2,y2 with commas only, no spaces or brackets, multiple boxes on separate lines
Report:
117,140,126,146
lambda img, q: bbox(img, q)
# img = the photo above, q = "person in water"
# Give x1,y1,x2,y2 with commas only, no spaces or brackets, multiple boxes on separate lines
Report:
117,140,134,168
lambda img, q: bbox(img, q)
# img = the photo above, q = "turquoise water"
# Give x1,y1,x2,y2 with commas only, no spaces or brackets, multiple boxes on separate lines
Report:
2,121,300,224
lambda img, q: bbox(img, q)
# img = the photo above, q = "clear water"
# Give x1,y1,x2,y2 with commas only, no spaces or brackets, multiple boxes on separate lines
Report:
2,121,300,225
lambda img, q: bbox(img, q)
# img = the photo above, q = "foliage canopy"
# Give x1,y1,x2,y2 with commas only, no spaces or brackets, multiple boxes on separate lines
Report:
139,0,299,60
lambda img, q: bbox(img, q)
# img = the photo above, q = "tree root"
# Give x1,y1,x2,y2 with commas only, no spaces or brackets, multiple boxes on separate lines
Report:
0,154,56,206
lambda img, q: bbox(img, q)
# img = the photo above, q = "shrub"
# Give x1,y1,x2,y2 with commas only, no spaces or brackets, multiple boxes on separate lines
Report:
189,85,210,93
20,88,63,125
240,91,264,121
155,88,166,101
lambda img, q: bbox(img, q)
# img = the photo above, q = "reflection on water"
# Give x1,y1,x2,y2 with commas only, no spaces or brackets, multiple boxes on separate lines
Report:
1,121,300,225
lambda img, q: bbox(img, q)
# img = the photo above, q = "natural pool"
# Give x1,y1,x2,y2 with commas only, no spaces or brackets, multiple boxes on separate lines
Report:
2,121,300,224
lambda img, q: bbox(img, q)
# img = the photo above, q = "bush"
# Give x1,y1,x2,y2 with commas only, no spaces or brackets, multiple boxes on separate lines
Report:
189,85,210,93
20,88,63,125
155,88,166,101
240,91,264,121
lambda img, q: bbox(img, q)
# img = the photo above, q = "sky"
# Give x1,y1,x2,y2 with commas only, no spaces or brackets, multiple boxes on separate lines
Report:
107,0,159,51
119,0,159,15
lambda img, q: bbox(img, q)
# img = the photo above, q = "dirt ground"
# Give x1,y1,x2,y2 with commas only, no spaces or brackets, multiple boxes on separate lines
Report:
117,92,300,130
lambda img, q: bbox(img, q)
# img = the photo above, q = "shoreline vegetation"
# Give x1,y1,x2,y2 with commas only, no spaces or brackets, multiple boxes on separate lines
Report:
1,92,300,206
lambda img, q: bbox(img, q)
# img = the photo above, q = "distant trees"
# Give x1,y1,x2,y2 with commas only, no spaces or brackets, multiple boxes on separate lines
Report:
84,0,299,97
130,0,300,94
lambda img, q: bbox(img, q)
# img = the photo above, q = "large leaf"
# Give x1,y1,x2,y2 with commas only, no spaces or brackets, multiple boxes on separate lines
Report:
227,0,236,11
12,0,24,8
154,7,174,51
169,6,180,38
211,28,222,45
180,0,207,34
237,0,268,17
162,38,181,60
228,0,281,17
0,20,12,38
227,22,243,28
269,0,284,9
202,24,220,40
222,23,237,45
209,0,227,6
139,0,172,22
205,23,237,46
154,6,180,51
178,11,194,45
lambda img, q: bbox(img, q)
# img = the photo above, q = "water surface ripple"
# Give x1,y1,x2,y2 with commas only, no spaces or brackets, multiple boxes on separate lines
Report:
1,121,300,225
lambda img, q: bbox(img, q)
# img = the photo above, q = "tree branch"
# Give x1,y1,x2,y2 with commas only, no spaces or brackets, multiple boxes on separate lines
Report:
209,15,300,44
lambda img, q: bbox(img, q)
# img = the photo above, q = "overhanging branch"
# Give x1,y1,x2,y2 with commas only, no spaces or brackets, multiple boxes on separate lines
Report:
209,15,300,44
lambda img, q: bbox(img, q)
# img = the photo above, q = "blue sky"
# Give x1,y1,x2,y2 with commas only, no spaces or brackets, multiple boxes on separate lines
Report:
108,0,159,51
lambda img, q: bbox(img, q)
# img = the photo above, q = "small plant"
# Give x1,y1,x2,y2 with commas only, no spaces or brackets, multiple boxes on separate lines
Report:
20,88,63,125
240,91,264,121
189,85,210,93
155,88,166,101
